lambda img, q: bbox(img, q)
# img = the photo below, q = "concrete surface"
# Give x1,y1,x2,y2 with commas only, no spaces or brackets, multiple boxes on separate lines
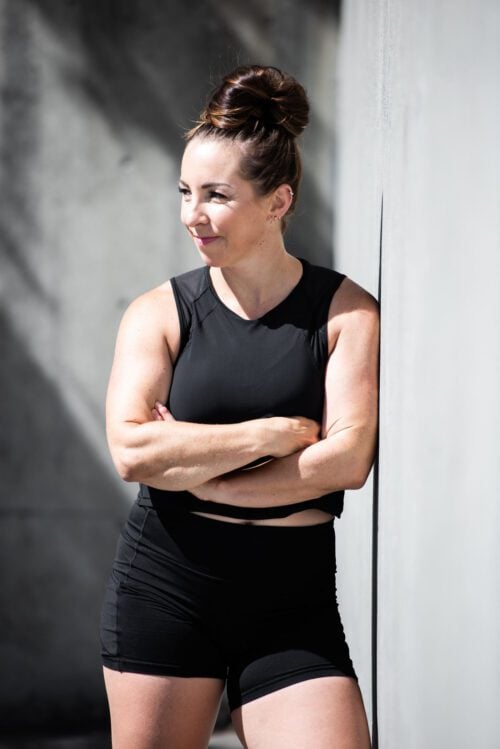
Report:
0,0,347,737
336,1,500,747
5,0,499,746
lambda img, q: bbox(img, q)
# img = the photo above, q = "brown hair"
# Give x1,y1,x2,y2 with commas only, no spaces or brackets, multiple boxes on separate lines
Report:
185,65,309,230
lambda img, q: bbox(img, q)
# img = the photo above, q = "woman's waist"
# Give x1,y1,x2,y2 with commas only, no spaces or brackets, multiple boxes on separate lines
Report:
137,484,344,524
188,508,333,526
122,496,338,601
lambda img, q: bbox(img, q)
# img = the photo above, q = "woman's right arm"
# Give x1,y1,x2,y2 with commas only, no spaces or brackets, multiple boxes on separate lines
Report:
106,284,319,491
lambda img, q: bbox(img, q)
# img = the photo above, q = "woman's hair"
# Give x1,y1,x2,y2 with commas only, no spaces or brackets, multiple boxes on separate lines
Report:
185,65,310,230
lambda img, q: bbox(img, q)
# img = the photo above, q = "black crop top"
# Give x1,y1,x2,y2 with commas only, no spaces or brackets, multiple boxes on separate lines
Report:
138,256,347,519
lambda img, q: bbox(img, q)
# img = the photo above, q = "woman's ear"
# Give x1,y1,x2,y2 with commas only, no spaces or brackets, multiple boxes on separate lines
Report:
269,184,294,219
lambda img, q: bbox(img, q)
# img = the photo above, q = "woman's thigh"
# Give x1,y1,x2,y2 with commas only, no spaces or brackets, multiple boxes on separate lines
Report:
103,667,226,749
230,676,371,749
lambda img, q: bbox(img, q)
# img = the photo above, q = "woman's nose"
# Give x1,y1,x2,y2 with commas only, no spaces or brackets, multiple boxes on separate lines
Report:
182,199,208,227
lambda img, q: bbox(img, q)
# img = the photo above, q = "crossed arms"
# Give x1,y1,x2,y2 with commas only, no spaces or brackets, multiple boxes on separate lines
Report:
106,277,379,509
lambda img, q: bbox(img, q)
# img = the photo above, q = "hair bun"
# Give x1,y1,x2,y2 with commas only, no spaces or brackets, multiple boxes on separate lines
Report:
201,65,309,138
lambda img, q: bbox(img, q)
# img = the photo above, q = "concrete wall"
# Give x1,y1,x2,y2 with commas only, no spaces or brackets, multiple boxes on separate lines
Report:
10,1,498,745
0,0,347,734
336,1,500,747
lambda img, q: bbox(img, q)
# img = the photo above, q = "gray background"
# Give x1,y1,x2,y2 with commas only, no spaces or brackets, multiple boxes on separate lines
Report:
1,1,499,747
0,0,342,743
336,1,500,748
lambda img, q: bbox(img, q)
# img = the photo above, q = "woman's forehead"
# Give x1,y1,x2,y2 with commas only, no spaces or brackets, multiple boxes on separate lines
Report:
180,137,243,185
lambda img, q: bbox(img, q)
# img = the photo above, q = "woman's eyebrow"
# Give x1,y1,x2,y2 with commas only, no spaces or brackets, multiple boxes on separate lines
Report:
178,179,233,189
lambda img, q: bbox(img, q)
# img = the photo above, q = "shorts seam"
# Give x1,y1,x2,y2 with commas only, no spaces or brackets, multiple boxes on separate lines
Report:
116,507,150,669
102,655,226,681
235,662,358,709
122,507,150,586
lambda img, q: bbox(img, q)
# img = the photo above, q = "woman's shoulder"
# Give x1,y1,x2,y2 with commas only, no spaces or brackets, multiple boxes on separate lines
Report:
123,280,177,321
305,259,378,316
116,281,181,360
325,273,379,348
333,275,379,315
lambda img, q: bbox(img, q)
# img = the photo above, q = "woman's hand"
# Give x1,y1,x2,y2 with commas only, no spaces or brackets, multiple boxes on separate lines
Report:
152,401,176,423
262,416,321,457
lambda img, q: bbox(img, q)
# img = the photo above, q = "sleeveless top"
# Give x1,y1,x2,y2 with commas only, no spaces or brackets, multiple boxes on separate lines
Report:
138,256,347,519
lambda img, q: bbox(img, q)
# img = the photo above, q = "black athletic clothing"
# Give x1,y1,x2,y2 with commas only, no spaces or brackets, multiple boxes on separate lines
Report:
100,257,359,704
138,256,347,520
100,498,358,710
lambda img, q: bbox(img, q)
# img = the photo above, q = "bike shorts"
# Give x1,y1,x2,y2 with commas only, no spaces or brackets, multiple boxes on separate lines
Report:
100,497,358,712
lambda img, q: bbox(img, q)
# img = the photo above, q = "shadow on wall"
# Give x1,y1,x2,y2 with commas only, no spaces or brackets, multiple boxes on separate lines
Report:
0,0,341,734
23,0,340,266
0,310,127,733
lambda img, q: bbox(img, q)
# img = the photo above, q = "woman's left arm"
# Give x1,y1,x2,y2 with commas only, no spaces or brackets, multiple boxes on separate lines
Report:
186,278,380,508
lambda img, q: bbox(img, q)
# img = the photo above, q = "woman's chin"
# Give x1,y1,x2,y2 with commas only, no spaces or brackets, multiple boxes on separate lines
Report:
199,254,232,269
196,247,224,266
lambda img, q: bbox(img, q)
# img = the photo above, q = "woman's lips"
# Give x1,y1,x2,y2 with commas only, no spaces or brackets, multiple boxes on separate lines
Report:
192,235,219,246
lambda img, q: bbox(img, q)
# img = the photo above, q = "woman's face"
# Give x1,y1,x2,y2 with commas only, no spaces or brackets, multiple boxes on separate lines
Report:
179,137,274,266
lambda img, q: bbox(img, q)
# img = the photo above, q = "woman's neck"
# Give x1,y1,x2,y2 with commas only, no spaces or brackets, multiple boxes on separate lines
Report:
209,250,303,317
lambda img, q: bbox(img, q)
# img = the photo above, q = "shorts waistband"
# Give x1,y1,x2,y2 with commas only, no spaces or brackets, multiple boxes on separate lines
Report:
136,494,334,535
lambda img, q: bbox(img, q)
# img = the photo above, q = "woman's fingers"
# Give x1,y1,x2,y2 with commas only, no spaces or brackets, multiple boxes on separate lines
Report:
153,401,176,421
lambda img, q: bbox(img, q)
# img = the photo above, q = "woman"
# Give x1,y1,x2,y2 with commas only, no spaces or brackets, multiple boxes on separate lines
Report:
100,64,379,748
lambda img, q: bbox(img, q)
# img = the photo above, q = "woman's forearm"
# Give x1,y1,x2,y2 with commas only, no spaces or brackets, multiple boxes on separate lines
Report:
197,425,377,507
110,403,320,491
111,418,271,490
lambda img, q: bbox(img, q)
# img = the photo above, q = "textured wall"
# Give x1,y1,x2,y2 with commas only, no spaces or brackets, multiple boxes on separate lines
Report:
336,1,500,747
0,0,346,734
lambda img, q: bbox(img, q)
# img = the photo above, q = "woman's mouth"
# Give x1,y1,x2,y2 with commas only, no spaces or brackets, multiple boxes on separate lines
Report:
192,235,219,247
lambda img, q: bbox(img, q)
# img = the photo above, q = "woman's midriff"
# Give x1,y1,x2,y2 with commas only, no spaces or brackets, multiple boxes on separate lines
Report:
190,509,335,526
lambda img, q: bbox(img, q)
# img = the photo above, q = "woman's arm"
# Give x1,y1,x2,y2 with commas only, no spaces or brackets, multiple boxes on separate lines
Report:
188,279,380,507
106,284,320,491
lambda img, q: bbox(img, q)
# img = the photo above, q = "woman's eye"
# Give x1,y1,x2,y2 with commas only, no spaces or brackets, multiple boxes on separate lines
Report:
177,187,228,201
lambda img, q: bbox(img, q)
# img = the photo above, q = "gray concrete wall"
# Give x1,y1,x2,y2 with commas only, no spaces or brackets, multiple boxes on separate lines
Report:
336,1,500,747
0,0,346,734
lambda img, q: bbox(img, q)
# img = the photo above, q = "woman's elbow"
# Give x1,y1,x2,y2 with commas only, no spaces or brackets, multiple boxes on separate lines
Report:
348,456,375,490
111,446,185,488
347,473,368,491
111,446,146,483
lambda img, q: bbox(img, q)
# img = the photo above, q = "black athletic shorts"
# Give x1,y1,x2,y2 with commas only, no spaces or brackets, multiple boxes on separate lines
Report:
100,497,358,711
